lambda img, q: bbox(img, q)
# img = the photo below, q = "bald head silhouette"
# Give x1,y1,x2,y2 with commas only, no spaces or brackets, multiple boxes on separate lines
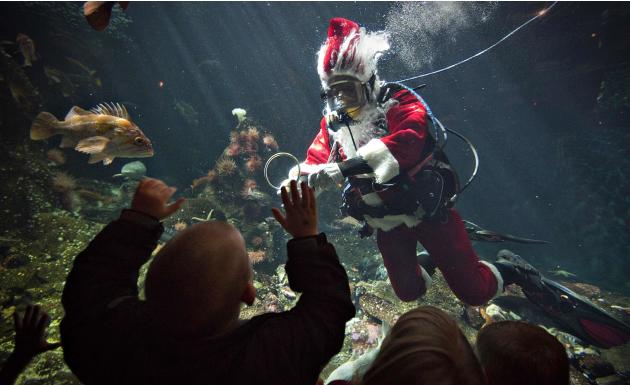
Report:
145,221,255,337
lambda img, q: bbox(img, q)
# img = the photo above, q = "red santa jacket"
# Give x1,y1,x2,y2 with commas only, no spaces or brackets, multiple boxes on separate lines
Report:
303,88,429,182
298,88,431,231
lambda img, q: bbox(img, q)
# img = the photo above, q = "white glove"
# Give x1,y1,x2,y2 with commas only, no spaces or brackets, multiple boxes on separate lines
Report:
307,163,344,192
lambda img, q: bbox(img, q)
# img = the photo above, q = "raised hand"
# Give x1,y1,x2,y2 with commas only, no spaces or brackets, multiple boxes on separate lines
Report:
12,304,61,359
271,180,318,238
131,178,185,220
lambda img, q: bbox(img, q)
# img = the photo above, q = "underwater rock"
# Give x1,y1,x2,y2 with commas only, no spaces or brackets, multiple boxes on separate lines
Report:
595,375,630,385
600,343,630,373
462,305,485,329
563,282,603,298
579,354,616,378
358,293,400,326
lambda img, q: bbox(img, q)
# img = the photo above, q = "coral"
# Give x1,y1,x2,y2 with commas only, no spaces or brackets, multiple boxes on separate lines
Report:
248,250,266,264
205,169,217,182
225,143,241,157
173,222,187,231
245,155,262,173
191,176,211,189
51,172,76,193
216,157,237,176
247,126,260,142
262,134,279,151
46,148,66,165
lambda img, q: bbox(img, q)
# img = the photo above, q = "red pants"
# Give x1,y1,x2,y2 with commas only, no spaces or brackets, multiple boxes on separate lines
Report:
376,209,499,305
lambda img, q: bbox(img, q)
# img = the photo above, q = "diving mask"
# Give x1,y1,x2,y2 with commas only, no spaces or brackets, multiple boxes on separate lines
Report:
322,75,368,118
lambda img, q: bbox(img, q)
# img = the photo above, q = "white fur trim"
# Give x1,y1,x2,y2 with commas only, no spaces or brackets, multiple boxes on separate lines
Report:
364,214,421,232
360,192,421,231
317,27,390,87
357,139,399,184
420,266,433,290
480,261,504,299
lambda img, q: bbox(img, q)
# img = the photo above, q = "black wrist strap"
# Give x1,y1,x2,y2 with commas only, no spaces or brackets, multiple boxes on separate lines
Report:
338,157,373,177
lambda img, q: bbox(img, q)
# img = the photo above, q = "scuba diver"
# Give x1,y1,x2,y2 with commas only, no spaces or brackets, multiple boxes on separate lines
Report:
280,17,630,349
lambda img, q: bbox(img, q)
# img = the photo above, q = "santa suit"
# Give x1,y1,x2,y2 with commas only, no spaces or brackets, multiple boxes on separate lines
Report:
299,87,502,305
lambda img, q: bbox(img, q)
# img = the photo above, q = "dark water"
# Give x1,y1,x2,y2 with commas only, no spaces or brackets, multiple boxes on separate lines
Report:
0,1,629,382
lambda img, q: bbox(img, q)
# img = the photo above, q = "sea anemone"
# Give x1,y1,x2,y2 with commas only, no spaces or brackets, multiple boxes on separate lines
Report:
173,222,187,231
250,236,264,247
245,155,262,173
247,126,260,142
248,250,266,264
46,148,66,165
51,172,77,193
229,130,239,144
216,157,237,176
240,130,259,154
241,179,258,199
225,143,241,157
262,134,279,151
243,179,257,190
232,108,247,123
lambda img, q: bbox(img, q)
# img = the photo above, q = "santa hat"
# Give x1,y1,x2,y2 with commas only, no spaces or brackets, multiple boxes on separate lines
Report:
317,18,390,88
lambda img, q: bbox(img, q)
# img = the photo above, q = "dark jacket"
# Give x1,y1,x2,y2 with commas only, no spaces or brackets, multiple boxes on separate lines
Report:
61,210,355,385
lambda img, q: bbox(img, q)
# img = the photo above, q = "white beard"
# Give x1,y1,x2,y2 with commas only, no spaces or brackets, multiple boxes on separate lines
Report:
330,103,392,159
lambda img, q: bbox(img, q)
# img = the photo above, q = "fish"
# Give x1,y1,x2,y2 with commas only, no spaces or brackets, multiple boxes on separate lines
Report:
16,33,36,67
548,269,577,278
84,1,130,31
113,160,147,180
43,66,76,98
30,103,153,165
173,99,199,126
0,46,41,113
65,57,102,87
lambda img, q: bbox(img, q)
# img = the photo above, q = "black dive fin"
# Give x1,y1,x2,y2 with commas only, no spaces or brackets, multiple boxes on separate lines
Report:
526,278,630,349
494,250,630,348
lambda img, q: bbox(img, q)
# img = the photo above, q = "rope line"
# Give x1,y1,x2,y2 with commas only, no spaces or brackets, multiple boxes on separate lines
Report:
395,2,558,83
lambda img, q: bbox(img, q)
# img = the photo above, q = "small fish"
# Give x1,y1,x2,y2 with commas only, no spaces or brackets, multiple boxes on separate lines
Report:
0,46,41,112
113,160,147,180
44,66,76,98
66,57,102,87
548,269,577,278
84,1,129,32
30,103,153,165
16,33,36,67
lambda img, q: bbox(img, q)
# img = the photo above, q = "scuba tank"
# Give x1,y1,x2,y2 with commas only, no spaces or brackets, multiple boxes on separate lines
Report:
340,82,479,224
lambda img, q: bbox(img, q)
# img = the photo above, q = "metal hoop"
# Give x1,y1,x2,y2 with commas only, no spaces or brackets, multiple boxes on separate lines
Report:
264,152,301,190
